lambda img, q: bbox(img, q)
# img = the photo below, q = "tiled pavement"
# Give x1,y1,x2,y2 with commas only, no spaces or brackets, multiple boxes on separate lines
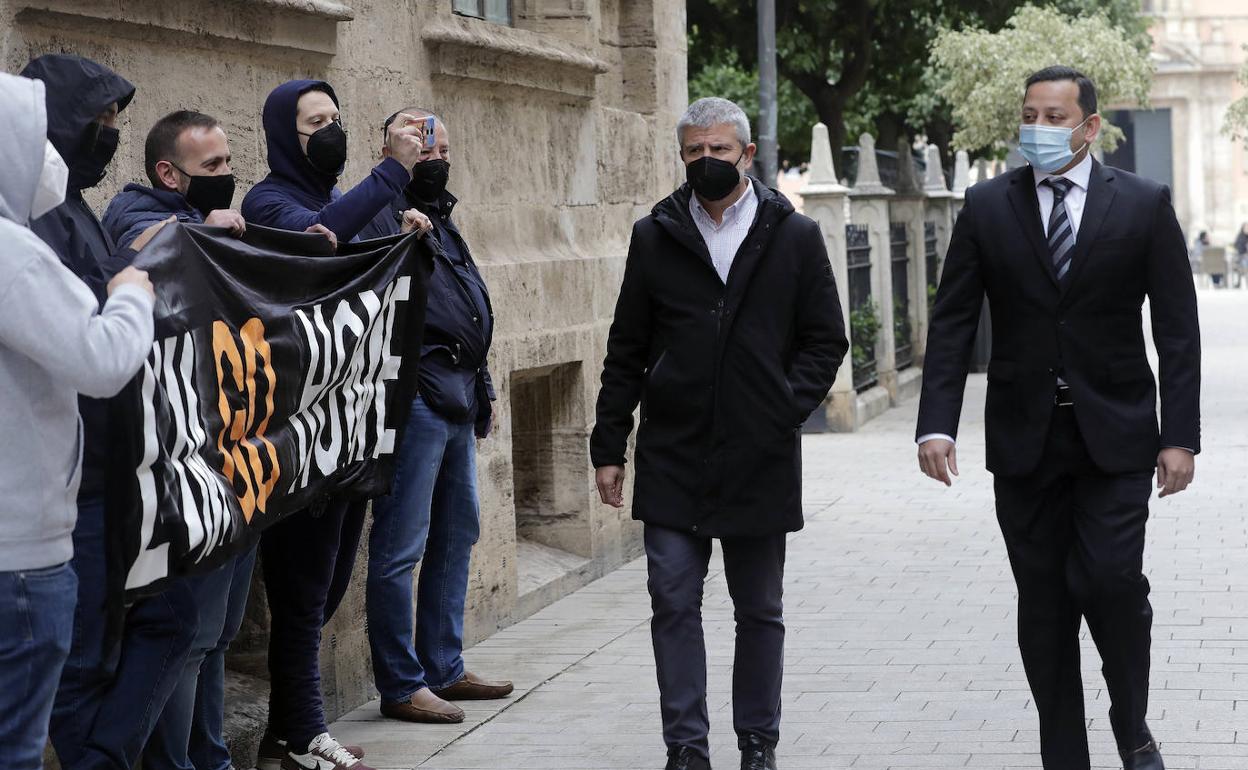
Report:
325,289,1248,770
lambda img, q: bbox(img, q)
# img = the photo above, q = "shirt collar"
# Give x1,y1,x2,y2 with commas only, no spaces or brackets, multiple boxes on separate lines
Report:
1033,152,1093,191
691,178,756,225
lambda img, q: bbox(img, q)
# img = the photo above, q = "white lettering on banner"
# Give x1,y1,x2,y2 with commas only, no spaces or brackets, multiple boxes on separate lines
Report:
125,278,411,593
289,278,410,489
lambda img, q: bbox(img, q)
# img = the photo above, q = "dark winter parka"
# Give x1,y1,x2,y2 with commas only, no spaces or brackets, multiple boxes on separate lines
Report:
590,179,849,537
22,54,135,504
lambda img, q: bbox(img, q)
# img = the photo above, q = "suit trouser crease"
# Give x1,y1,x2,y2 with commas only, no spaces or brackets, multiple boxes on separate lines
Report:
644,524,786,758
994,408,1154,769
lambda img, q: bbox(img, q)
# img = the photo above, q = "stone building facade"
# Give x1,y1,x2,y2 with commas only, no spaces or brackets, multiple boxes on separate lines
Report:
2,0,686,753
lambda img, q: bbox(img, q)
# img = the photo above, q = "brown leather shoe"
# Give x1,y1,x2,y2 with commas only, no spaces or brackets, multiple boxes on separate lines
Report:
432,671,514,700
378,688,464,723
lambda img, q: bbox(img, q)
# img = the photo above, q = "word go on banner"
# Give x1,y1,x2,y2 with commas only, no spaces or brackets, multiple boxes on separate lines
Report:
108,223,434,599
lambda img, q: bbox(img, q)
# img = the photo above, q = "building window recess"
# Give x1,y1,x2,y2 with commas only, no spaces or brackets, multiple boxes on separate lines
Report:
453,0,513,25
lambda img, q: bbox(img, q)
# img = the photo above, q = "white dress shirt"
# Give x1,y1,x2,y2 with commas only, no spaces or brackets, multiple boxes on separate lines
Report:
690,181,758,284
917,155,1093,448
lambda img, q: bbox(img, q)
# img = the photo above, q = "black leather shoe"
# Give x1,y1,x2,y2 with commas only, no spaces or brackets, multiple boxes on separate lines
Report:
1122,740,1164,770
665,746,711,770
739,735,777,770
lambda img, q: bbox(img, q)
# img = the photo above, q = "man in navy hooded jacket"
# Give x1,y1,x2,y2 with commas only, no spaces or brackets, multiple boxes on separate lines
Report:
101,109,258,770
20,54,199,770
241,79,425,770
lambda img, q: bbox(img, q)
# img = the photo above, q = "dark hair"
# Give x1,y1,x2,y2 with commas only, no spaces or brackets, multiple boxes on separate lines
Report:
145,110,220,188
1024,66,1098,118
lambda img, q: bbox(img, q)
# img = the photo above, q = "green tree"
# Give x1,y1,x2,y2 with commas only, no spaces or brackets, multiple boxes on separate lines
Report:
687,0,1151,172
687,44,817,165
929,5,1154,154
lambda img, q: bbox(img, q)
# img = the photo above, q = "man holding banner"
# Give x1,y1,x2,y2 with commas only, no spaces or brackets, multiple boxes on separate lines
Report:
241,78,428,770
101,109,255,770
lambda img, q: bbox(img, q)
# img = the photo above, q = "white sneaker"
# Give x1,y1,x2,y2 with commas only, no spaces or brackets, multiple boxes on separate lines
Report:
279,733,373,770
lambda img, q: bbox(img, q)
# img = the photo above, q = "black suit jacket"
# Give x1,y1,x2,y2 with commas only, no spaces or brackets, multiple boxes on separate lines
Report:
917,160,1200,477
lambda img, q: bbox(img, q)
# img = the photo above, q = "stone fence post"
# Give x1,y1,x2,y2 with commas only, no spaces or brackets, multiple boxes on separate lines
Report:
919,145,954,364
848,134,896,415
798,123,855,431
951,149,969,218
886,139,925,402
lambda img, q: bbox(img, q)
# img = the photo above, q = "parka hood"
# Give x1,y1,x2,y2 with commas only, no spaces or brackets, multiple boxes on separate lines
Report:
0,73,50,226
260,79,341,200
19,54,134,192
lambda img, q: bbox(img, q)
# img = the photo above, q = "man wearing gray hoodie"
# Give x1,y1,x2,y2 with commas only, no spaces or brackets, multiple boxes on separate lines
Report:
0,71,155,770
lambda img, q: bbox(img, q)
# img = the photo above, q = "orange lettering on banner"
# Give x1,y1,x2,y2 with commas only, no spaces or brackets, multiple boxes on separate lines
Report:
213,318,281,521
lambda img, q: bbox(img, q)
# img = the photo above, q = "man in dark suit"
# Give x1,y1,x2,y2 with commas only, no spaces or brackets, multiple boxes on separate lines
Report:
917,67,1200,770
592,97,848,770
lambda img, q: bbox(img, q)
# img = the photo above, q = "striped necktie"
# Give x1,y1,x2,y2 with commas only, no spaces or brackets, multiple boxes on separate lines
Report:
1043,177,1076,281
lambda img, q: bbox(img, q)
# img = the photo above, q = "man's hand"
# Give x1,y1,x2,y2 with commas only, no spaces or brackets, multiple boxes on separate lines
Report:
205,209,246,237
1156,448,1195,498
595,465,626,508
387,123,426,172
400,208,433,236
305,223,338,252
918,438,958,487
108,266,155,300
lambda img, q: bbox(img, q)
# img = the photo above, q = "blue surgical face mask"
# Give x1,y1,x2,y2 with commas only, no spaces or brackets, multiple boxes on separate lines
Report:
1018,116,1092,173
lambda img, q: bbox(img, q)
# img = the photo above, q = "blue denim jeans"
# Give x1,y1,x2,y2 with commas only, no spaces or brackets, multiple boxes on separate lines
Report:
0,562,77,770
145,545,257,770
367,396,480,702
50,498,199,770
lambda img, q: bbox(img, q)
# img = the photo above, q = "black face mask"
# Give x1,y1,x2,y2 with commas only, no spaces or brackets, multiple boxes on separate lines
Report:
408,159,450,202
299,121,347,176
71,122,120,191
685,151,744,202
172,164,236,217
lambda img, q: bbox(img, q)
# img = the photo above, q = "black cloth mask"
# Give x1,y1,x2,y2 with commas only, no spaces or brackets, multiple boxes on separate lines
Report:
299,121,347,176
408,159,450,202
173,164,236,216
71,122,120,191
685,151,744,202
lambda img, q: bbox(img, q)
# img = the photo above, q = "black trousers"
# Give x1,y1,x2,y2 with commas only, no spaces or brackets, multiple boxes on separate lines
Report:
644,524,786,759
260,496,367,750
994,407,1154,769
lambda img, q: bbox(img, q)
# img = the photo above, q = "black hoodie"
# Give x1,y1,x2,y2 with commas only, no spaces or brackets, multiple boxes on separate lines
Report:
22,54,136,503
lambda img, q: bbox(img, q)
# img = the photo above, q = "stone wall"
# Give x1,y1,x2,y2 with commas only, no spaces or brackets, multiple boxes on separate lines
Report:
2,0,686,754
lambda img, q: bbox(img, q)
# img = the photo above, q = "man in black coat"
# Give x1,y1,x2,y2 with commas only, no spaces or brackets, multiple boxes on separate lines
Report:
917,67,1200,770
591,97,848,770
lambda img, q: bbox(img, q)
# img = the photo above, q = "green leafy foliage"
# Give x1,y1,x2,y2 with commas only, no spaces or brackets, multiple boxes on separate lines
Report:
849,298,880,378
687,0,1152,170
929,5,1154,153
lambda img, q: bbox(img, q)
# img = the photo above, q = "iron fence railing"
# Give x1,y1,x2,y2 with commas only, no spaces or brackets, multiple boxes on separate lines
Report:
845,224,877,391
891,222,913,370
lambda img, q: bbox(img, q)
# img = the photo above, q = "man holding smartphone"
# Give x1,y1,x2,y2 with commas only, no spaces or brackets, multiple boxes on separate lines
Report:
359,108,511,725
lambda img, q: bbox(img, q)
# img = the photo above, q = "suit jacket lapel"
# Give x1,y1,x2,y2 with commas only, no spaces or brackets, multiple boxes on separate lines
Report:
1059,160,1116,300
1006,168,1059,289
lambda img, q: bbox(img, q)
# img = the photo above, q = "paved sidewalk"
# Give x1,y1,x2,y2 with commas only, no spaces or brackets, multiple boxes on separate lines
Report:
326,290,1248,770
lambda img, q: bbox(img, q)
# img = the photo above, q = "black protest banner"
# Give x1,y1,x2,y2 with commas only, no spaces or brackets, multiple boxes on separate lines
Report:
107,223,433,600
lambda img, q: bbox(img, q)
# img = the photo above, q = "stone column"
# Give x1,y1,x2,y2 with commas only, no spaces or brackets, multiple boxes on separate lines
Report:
885,139,925,402
799,123,855,431
919,145,954,364
951,149,969,218
848,134,896,409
